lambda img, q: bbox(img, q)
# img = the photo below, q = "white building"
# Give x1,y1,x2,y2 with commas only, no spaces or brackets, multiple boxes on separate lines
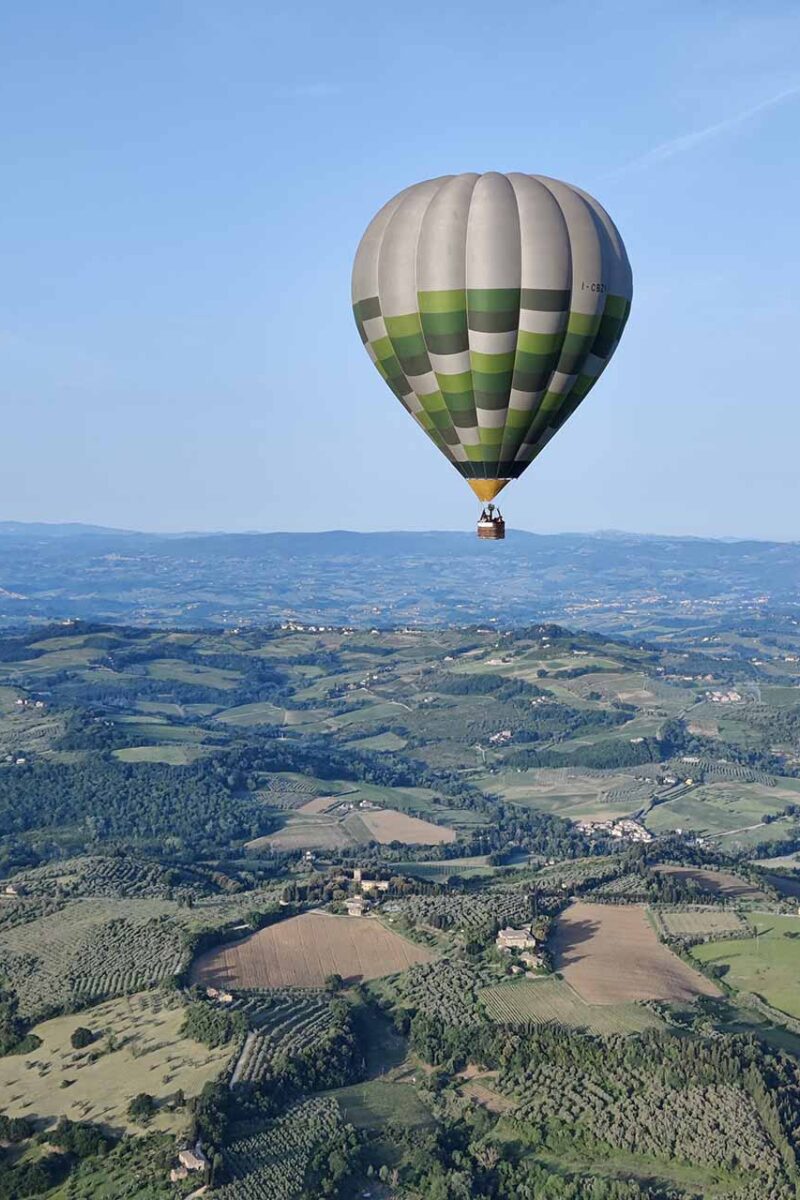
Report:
496,926,537,952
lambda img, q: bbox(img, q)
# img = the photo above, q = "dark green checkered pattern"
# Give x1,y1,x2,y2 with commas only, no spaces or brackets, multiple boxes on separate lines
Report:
352,173,632,483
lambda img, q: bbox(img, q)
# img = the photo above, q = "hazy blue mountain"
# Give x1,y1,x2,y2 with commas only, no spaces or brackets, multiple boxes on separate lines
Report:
0,523,797,633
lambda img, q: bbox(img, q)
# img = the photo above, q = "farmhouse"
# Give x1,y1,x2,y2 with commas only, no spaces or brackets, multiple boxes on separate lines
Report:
178,1147,208,1173
496,926,537,952
361,878,390,894
205,986,233,1004
351,868,390,894
346,896,367,917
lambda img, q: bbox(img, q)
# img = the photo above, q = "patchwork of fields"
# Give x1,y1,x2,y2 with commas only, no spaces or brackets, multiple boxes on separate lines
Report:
247,804,456,852
655,908,748,938
191,911,436,989
551,902,720,1004
480,976,663,1034
354,807,456,845
691,914,800,1019
654,865,765,900
0,618,799,1195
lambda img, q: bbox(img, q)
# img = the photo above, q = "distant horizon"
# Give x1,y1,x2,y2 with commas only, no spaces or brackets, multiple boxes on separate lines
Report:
1,517,797,547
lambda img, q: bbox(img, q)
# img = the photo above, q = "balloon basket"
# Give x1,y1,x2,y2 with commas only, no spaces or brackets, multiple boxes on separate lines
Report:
477,504,505,540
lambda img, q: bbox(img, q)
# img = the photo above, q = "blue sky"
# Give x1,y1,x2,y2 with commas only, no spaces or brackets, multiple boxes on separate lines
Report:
2,1,799,538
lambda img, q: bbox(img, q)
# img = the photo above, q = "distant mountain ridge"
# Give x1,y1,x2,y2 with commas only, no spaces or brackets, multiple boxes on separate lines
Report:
0,520,796,550
0,522,797,632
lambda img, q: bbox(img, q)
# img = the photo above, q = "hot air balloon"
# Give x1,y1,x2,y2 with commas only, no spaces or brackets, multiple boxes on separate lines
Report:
352,173,632,539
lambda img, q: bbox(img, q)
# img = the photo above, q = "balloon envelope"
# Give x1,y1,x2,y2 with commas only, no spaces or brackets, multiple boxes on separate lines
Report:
352,173,632,501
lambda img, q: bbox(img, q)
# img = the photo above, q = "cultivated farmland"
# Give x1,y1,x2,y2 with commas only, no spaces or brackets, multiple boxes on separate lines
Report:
655,907,748,938
0,898,186,1018
350,807,456,845
228,990,343,1087
249,813,355,852
551,902,720,1004
654,865,764,900
483,768,649,822
691,914,800,1019
191,911,435,989
479,976,663,1034
215,1095,347,1200
297,793,346,815
388,855,496,881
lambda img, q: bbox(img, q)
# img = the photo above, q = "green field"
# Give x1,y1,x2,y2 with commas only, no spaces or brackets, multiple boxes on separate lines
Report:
691,914,800,1019
646,780,796,839
479,976,663,1034
345,731,408,752
325,699,414,729
326,1080,432,1129
214,700,288,725
760,685,800,708
114,717,214,743
482,768,647,821
0,992,231,1134
145,658,242,689
8,646,106,674
113,744,210,765
247,812,356,852
329,782,441,815
388,856,497,880
655,908,748,938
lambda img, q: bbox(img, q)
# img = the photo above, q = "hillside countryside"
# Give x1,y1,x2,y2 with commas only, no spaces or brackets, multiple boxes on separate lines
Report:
0,607,798,1198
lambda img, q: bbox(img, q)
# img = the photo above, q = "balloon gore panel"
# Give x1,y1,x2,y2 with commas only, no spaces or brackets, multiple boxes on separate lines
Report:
352,172,632,484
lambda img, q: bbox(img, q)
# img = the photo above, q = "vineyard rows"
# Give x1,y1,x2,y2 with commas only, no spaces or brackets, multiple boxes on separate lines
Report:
534,858,619,889
215,1096,344,1200
588,874,652,899
259,774,333,810
604,781,655,807
479,976,662,1034
664,759,776,786
228,991,339,1086
651,906,747,939
0,900,185,1017
0,895,64,933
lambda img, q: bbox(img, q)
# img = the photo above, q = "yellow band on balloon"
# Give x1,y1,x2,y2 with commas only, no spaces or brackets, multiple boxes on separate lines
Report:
468,479,510,502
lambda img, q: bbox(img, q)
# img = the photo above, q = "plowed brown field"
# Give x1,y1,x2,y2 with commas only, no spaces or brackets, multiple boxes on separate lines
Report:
190,911,435,989
551,901,719,1004
354,808,456,845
